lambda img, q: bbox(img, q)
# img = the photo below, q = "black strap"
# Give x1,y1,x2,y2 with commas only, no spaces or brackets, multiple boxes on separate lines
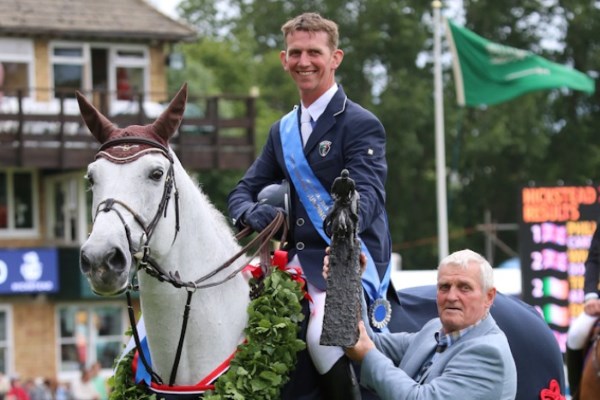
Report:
169,290,194,386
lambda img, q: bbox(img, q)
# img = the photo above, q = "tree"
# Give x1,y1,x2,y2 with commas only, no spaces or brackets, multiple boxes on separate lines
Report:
174,0,599,269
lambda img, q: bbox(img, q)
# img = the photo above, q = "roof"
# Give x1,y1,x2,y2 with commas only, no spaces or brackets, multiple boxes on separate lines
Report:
0,0,197,42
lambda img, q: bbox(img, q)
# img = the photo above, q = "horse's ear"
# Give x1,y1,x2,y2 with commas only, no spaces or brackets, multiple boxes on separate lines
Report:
153,83,187,141
76,91,116,144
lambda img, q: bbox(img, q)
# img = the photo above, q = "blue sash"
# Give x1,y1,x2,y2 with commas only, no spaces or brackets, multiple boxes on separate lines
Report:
279,108,391,330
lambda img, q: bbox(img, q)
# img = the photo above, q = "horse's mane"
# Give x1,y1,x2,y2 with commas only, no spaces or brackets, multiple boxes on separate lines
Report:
171,154,240,251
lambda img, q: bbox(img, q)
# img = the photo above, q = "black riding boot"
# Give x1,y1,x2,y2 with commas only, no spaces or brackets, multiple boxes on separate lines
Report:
566,346,585,400
319,356,362,400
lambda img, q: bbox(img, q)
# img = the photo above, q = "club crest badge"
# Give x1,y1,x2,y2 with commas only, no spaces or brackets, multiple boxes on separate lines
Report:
318,141,332,157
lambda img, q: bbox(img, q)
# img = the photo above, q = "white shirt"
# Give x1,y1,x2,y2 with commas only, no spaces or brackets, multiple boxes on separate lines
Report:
301,83,339,123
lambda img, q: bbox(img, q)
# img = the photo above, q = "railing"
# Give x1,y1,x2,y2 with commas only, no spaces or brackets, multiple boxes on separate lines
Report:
0,88,256,171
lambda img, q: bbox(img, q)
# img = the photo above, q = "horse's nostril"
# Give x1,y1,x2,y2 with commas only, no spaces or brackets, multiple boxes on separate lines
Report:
80,248,127,274
80,252,91,273
106,248,127,272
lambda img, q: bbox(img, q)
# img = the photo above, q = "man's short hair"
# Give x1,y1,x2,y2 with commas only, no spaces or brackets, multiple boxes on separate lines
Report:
281,12,339,50
438,249,494,292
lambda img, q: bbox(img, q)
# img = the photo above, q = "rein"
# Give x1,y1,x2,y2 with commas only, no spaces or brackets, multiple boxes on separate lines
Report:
593,329,600,379
93,136,289,388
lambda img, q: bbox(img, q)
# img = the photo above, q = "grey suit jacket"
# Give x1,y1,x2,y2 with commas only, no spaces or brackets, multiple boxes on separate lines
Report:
362,314,517,400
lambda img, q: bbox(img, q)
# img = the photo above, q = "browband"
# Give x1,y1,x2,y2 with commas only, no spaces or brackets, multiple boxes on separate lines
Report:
98,137,172,162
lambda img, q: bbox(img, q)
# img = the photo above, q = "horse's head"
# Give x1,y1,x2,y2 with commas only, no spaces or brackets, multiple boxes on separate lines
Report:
78,84,187,296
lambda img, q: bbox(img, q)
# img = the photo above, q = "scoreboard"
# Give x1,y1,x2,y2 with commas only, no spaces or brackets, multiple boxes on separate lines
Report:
519,185,599,352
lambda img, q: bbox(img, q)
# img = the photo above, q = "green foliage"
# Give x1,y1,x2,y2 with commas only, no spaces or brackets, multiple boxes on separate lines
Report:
204,267,306,399
109,350,156,400
174,0,600,269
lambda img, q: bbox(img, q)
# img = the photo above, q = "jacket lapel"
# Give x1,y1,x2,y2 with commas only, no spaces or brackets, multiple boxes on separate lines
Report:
419,315,498,382
401,321,441,379
304,87,348,154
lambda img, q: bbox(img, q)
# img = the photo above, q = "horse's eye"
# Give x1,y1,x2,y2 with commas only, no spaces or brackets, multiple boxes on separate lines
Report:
150,169,164,181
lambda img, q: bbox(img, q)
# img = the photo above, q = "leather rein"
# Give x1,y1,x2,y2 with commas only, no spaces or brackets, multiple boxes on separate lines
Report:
592,325,600,379
92,137,287,387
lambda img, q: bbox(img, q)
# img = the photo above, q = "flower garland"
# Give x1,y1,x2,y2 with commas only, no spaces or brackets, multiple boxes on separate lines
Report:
108,265,306,400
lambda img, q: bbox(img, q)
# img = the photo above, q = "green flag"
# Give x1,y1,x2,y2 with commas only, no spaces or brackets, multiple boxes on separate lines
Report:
446,19,595,107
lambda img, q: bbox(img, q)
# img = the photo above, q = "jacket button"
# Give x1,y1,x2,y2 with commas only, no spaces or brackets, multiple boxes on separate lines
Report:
296,218,305,226
296,242,305,251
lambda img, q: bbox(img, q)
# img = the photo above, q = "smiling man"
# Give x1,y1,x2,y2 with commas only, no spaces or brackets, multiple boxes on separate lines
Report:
345,249,517,400
227,12,394,400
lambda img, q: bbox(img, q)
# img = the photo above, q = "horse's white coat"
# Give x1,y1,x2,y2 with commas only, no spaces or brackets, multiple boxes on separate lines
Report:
82,151,250,384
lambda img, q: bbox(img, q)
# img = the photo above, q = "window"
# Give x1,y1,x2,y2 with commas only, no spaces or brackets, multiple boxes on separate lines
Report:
0,38,34,98
45,174,89,245
0,307,11,375
0,169,38,238
1,62,30,97
112,47,148,101
48,42,149,105
58,304,126,372
51,45,86,98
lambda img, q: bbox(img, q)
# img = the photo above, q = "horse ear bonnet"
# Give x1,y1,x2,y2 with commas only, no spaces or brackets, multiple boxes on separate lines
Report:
77,83,188,163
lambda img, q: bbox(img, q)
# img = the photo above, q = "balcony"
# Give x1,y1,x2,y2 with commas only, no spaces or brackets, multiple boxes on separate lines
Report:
0,88,257,171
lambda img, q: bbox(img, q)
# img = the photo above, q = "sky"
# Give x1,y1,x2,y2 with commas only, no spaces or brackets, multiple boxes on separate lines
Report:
147,0,181,19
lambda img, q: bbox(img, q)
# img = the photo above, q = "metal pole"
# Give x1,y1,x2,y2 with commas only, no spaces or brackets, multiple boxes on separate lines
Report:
433,0,449,260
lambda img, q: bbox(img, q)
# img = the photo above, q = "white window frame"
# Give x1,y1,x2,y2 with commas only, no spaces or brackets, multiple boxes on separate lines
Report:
0,37,36,99
0,169,40,239
56,302,128,383
49,41,90,97
48,41,149,97
44,172,89,245
0,305,14,376
109,45,150,104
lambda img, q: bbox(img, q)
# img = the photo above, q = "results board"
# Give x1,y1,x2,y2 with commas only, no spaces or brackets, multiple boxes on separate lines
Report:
519,185,599,352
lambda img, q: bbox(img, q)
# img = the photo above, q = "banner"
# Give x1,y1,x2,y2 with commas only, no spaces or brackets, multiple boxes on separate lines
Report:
446,19,595,106
0,248,59,294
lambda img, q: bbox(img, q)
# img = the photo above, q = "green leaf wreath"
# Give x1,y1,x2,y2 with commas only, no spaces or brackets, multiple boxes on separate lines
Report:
109,266,306,400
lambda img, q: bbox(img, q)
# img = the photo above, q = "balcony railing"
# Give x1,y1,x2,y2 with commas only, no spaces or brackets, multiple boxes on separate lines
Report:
0,88,256,171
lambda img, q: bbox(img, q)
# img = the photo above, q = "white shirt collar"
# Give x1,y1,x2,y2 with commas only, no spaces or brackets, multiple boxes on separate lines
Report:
301,83,338,122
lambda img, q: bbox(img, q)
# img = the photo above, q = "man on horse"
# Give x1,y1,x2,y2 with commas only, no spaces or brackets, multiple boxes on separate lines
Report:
566,220,600,399
227,12,394,399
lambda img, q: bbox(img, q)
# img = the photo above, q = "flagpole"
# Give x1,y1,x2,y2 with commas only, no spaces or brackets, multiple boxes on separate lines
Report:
433,0,449,261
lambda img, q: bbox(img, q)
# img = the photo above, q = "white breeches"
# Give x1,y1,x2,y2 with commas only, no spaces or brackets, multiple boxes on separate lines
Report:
306,282,344,374
567,312,598,350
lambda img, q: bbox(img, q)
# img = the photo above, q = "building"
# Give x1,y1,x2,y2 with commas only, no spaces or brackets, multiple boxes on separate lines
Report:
0,0,256,386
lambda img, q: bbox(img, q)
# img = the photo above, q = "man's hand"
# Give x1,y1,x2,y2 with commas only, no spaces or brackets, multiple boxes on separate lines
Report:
243,203,279,232
345,321,375,362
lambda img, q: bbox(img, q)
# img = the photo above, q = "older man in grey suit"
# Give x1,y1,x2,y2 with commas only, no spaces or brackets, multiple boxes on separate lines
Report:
344,249,517,400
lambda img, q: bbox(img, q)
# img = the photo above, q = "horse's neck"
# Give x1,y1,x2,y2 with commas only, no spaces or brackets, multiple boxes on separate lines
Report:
139,169,250,385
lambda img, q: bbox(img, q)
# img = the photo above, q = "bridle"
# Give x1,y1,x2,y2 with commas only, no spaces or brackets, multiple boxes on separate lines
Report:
91,137,287,387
